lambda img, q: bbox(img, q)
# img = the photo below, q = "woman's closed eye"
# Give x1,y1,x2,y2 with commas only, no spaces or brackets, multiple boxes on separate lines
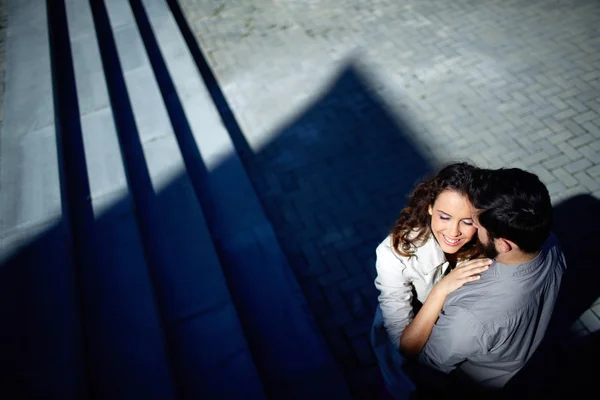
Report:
440,214,474,226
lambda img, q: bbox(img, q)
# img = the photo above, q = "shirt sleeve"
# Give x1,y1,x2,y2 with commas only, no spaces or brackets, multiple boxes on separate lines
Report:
374,242,414,350
418,305,487,374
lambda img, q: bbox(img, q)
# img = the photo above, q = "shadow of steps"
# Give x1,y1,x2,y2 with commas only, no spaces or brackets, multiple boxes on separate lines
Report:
0,0,350,398
70,0,264,397
0,1,84,398
140,0,350,397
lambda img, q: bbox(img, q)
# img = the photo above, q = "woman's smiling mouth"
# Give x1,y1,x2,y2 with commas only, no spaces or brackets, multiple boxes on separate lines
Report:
442,234,463,246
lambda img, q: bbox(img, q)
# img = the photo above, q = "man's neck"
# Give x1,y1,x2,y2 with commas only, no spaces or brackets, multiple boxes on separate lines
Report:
495,250,540,265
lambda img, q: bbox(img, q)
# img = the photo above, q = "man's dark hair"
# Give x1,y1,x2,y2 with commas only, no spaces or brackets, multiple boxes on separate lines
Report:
469,168,552,254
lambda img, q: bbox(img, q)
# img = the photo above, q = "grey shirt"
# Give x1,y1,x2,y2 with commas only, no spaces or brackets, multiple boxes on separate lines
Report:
418,234,567,389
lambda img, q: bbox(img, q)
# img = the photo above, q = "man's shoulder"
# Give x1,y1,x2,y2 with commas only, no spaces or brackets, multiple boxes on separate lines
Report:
544,232,568,270
444,273,513,325
446,272,495,305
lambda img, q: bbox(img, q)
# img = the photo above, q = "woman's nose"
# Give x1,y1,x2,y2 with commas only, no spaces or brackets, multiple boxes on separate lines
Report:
449,223,461,237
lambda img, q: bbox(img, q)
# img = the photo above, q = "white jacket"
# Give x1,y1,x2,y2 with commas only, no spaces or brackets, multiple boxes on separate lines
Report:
374,234,449,350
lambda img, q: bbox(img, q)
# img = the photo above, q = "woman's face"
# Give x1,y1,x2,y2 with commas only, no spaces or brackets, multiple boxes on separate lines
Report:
428,190,477,254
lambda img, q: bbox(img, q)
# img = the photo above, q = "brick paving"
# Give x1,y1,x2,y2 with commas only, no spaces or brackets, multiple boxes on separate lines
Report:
178,0,600,397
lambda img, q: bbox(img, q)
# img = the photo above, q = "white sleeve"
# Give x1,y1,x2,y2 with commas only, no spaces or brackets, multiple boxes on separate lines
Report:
374,241,414,350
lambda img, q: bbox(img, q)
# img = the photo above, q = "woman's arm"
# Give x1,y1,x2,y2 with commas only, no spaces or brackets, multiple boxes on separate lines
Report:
399,258,492,358
399,286,447,358
374,242,416,350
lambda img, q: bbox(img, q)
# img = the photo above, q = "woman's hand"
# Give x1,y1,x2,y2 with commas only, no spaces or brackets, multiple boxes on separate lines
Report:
434,258,493,297
399,258,492,358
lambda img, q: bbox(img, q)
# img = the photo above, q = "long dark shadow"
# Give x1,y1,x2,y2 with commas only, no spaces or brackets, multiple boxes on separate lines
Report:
128,0,212,215
166,0,253,160
240,65,433,396
45,0,92,397
166,4,435,395
504,194,600,398
87,0,180,397
90,1,263,398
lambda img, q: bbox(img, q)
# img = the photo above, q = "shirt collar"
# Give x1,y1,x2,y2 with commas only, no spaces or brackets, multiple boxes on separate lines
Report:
487,235,554,277
413,234,448,274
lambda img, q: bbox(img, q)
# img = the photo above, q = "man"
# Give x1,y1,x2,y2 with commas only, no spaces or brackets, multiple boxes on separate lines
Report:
417,167,567,390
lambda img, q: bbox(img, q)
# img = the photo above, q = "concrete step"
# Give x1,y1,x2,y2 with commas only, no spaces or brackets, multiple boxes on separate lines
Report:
145,0,351,397
0,1,84,398
67,0,264,397
63,0,176,397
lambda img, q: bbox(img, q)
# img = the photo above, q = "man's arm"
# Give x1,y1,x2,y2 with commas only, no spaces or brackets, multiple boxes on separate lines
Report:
417,304,487,375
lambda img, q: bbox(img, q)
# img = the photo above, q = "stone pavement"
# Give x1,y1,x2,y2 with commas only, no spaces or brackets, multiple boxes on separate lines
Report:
178,0,600,397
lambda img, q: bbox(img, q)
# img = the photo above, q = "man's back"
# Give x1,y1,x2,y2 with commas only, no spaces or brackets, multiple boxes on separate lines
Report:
419,234,567,388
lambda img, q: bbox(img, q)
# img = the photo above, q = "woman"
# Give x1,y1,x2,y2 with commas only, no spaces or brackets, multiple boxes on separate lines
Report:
370,162,492,398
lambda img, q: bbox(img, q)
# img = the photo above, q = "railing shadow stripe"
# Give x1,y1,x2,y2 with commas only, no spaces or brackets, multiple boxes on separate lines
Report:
46,0,93,397
86,0,181,396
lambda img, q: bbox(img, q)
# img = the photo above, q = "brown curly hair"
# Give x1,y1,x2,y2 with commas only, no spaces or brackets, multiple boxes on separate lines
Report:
391,162,481,260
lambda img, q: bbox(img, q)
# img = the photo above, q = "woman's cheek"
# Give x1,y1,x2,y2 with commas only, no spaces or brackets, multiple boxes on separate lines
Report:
466,226,478,240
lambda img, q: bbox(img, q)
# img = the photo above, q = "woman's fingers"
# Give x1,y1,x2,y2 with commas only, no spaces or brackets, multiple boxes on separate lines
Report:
457,258,492,271
453,259,491,280
440,258,493,294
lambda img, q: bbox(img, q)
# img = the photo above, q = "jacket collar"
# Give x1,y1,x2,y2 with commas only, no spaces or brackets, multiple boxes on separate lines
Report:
412,234,448,275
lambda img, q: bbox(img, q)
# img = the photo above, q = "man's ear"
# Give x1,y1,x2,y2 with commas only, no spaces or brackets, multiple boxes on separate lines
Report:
496,238,515,254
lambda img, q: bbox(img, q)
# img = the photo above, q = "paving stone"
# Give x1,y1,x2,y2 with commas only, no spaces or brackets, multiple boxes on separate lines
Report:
562,119,587,136
548,131,573,144
587,164,600,178
501,147,528,163
321,309,354,330
344,291,370,319
339,273,371,293
566,98,589,113
569,133,596,148
579,309,600,333
569,319,588,335
574,110,598,125
557,142,582,161
343,317,374,339
582,120,600,135
542,155,571,170
350,336,376,366
323,286,348,312
324,329,355,363
523,151,551,167
552,168,579,188
562,328,592,350
564,158,592,174
592,302,600,318
530,165,559,186
546,181,567,197
553,108,578,120
575,171,600,191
